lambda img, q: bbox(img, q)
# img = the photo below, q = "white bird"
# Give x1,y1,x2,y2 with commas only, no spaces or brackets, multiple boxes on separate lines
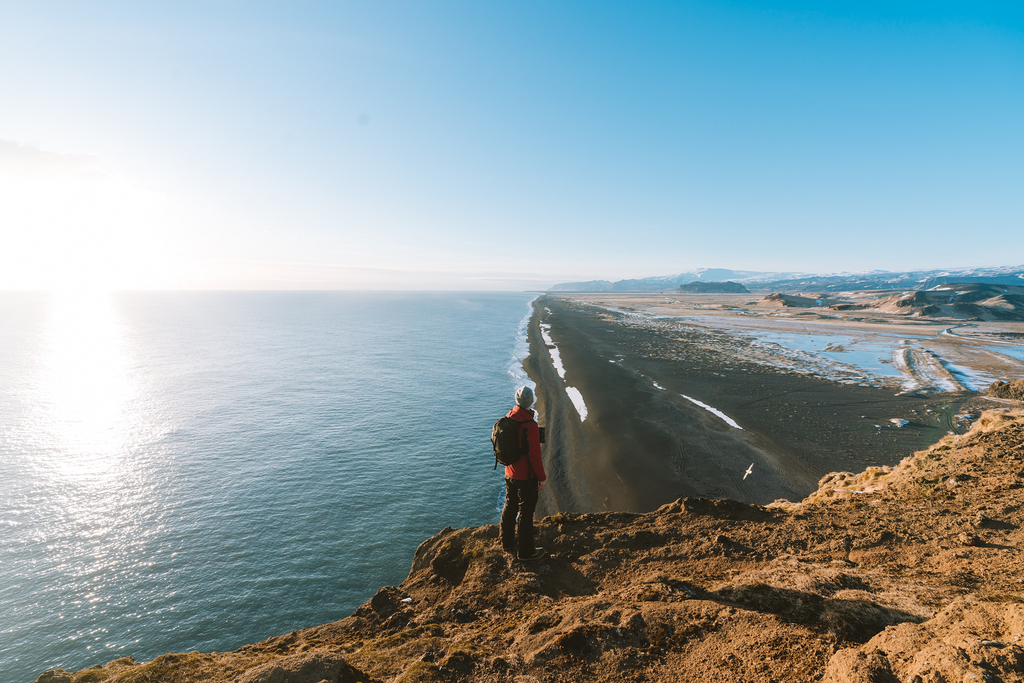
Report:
743,463,754,480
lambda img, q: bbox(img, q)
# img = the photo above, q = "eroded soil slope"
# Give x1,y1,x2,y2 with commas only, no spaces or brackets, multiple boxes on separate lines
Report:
39,410,1024,683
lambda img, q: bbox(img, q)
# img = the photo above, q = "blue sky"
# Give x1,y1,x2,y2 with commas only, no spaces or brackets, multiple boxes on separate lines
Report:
0,1,1021,289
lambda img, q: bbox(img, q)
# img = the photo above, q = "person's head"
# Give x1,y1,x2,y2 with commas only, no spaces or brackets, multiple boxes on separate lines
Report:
515,385,535,408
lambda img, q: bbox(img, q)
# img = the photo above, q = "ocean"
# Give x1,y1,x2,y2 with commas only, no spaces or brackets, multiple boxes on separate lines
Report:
0,291,536,683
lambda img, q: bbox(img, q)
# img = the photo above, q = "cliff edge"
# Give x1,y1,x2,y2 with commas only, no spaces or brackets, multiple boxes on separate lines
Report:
37,410,1024,683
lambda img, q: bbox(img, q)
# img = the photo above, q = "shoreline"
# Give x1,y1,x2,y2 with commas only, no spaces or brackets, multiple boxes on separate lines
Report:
527,295,975,513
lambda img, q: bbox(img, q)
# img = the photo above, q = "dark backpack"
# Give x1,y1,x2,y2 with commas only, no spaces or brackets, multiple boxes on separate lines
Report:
491,416,532,470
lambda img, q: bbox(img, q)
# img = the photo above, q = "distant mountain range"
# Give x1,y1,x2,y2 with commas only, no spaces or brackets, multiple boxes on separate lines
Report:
676,281,750,293
548,265,1024,293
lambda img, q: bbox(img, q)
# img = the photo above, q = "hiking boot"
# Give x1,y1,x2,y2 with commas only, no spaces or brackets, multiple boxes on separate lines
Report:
518,547,546,561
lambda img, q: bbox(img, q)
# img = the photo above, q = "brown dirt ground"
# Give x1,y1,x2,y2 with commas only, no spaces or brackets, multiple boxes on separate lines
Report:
41,409,1024,683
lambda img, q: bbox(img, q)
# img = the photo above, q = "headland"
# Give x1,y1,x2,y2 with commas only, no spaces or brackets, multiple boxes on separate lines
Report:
37,408,1024,682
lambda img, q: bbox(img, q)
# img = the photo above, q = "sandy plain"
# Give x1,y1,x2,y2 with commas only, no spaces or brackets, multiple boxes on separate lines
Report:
527,292,1024,515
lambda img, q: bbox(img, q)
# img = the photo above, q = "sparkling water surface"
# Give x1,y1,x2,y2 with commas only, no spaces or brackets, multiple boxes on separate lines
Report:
0,291,534,683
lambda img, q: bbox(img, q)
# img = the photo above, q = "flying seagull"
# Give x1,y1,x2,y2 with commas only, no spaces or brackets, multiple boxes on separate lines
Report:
743,463,754,480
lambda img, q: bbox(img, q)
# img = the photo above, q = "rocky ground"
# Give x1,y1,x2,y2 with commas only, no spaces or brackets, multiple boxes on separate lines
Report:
990,379,1024,402
38,409,1024,683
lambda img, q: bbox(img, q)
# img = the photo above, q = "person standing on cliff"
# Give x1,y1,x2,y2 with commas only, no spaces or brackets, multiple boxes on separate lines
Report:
500,385,547,561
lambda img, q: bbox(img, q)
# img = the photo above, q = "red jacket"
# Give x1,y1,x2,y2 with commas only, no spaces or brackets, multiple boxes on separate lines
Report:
504,406,546,481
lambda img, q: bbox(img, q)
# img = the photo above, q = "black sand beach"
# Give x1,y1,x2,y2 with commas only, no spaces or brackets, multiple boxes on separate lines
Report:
528,295,972,515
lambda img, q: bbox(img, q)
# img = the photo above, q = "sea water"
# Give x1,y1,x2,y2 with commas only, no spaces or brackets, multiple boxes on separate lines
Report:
0,291,536,683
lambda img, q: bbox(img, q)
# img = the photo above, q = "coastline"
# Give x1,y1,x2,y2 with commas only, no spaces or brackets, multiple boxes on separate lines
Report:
29,293,1021,682
527,295,973,513
41,407,1024,683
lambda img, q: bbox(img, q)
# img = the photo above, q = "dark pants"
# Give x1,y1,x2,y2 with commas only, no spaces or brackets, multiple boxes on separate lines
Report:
500,477,539,557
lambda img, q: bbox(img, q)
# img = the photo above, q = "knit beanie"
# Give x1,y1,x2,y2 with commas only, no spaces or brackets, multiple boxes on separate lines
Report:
515,385,535,408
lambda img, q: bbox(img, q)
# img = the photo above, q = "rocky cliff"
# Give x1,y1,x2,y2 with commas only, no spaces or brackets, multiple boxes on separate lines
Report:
37,410,1024,683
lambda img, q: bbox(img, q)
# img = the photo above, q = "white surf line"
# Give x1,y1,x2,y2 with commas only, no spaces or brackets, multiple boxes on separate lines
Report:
680,394,743,430
652,381,666,390
565,386,589,421
538,322,566,379
510,295,540,389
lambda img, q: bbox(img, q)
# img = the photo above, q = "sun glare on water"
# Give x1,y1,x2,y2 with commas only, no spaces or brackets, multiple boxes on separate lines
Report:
34,290,137,482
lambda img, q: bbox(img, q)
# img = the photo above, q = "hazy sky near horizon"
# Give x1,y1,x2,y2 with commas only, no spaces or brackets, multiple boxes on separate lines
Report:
1,1,1022,290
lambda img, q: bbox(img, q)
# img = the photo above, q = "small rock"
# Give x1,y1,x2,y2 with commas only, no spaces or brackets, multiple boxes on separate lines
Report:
958,532,981,547
890,418,909,428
